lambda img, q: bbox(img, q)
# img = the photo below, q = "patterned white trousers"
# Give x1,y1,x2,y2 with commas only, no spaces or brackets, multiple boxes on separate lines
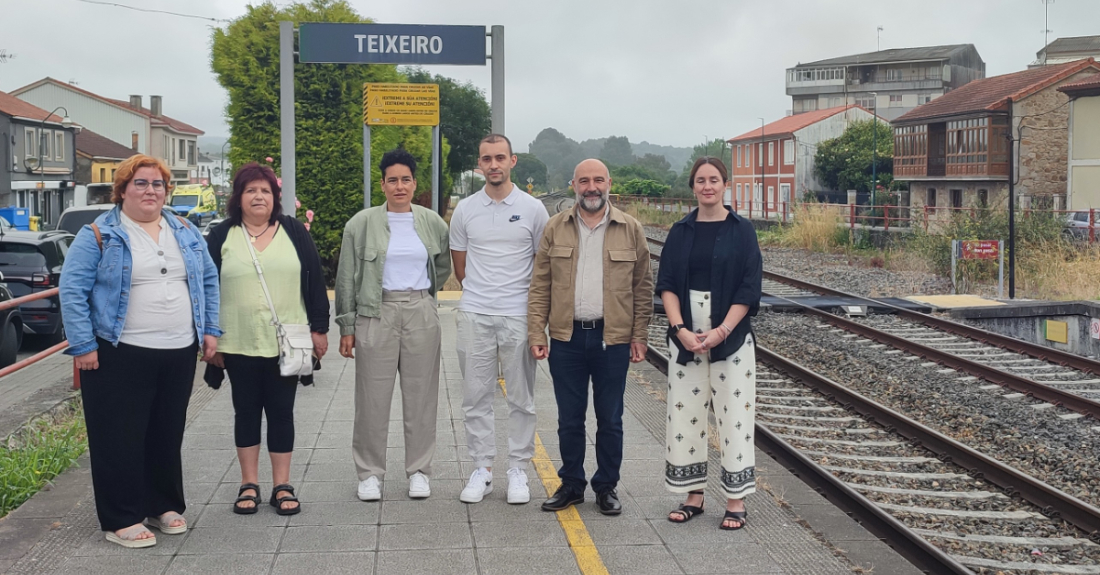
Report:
665,289,756,498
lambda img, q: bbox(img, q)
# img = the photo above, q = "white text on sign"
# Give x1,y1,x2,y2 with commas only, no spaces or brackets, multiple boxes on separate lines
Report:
355,35,443,55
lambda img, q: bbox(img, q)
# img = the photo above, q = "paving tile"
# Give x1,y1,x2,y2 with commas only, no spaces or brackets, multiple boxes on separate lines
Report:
193,502,289,527
380,499,470,524
599,544,685,575
51,554,172,575
296,481,359,502
375,549,476,575
470,520,568,547
467,500,558,522
305,448,347,464
378,522,472,550
573,518,662,546
277,525,377,552
285,501,380,526
303,461,357,482
669,542,785,574
271,552,375,575
476,546,581,575
68,527,186,556
177,526,283,555
165,553,274,575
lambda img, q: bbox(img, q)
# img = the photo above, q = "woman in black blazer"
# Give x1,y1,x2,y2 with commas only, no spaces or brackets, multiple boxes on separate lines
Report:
654,157,762,530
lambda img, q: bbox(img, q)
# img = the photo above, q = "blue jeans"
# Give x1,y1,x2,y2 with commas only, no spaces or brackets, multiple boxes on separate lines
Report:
548,322,630,494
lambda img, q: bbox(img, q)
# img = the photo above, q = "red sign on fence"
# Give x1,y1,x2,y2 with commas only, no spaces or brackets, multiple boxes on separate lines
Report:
960,240,1000,260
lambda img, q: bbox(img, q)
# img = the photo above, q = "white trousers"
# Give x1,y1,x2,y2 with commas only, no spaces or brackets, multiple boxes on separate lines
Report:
665,289,757,498
456,311,537,469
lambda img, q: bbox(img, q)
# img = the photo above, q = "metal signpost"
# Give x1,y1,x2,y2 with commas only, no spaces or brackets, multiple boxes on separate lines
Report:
280,21,504,215
951,239,1004,298
361,83,441,210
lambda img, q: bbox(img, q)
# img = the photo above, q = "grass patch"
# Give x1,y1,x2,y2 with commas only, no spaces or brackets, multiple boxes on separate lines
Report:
0,401,87,518
620,201,685,227
780,203,849,252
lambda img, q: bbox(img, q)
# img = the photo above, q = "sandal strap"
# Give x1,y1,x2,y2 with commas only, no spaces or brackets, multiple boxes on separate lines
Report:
723,510,747,521
116,524,155,540
272,483,295,494
238,483,261,496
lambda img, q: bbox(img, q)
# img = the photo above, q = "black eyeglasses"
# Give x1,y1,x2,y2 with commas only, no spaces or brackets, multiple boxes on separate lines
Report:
133,179,166,192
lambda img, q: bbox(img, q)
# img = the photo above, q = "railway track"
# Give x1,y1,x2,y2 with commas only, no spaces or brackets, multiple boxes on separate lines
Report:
641,228,1100,574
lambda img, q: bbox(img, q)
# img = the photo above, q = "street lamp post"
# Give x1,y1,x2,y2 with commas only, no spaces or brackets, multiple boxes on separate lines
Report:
220,140,230,190
758,118,765,214
870,93,877,212
23,107,75,225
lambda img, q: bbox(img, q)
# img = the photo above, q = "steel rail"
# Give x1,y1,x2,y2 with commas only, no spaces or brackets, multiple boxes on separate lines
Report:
763,270,1100,378
645,348,978,573
756,344,1100,543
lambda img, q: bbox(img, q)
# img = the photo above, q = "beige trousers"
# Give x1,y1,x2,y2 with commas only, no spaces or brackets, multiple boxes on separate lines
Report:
352,289,441,480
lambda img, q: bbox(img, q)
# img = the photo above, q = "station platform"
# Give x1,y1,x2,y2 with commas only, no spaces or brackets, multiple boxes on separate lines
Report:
0,306,921,575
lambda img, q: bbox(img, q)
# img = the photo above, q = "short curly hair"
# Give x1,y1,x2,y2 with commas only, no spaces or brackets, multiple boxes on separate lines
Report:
379,148,417,180
111,154,173,204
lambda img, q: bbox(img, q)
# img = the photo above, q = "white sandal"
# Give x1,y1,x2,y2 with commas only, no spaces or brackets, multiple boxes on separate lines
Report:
105,524,157,548
145,512,187,535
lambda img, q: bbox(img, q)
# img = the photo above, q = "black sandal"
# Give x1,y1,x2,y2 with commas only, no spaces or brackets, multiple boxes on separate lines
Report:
233,483,261,515
270,484,301,516
668,491,705,523
720,509,747,530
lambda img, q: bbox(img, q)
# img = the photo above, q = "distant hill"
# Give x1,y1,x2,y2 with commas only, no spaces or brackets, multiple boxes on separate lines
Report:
632,141,692,171
197,136,228,157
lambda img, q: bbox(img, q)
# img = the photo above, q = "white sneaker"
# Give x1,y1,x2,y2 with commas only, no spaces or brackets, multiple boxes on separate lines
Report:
506,468,530,505
357,476,381,501
460,467,493,503
408,472,431,499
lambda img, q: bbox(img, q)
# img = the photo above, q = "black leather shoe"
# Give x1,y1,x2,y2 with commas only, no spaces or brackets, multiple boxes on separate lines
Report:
596,489,622,516
541,486,584,512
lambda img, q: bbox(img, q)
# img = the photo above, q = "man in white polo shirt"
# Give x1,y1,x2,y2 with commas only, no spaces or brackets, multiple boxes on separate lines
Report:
450,134,549,505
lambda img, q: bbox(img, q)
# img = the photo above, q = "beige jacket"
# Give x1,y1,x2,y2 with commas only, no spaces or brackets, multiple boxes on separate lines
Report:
527,205,653,347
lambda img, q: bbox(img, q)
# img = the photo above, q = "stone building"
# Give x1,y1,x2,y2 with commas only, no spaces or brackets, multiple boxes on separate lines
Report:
893,58,1100,215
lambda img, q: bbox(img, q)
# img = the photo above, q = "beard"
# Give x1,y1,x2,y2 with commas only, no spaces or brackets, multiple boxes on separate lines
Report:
578,190,607,213
486,171,507,185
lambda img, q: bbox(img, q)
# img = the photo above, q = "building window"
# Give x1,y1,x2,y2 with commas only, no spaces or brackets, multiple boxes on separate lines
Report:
164,136,170,159
977,189,988,207
889,94,903,106
188,141,196,165
856,96,875,109
25,128,37,158
178,139,186,161
99,168,106,182
780,183,791,204
918,93,933,105
40,130,52,160
736,145,741,167
736,183,742,200
950,189,962,209
768,142,775,166
111,169,117,180
55,132,65,162
758,143,763,167
927,188,937,207
886,68,903,81
784,139,794,165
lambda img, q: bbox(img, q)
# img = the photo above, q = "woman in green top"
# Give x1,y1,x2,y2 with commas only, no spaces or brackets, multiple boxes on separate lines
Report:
206,162,330,516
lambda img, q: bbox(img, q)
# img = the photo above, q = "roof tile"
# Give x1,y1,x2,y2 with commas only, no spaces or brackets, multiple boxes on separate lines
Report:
75,129,138,160
728,105,874,143
0,89,66,123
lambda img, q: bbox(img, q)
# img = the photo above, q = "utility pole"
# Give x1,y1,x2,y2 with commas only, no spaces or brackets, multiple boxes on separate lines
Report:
1041,0,1055,51
876,26,883,51
1007,108,1016,299
871,92,878,210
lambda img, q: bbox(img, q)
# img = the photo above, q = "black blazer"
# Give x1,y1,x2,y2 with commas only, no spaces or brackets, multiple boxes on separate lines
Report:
654,207,762,366
203,214,330,386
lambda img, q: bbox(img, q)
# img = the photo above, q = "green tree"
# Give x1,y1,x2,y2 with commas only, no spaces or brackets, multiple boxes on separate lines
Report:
405,68,491,198
636,153,671,175
211,0,447,276
673,138,731,195
599,135,635,168
528,128,582,190
813,119,894,194
512,153,547,189
611,179,669,198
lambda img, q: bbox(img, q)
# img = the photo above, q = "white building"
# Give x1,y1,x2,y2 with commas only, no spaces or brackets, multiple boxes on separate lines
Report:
10,78,203,186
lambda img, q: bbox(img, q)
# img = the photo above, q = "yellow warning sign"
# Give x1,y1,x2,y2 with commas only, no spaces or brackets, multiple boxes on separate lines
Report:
362,83,439,126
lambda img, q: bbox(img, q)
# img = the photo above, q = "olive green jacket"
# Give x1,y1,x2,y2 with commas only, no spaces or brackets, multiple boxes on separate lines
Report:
335,204,451,336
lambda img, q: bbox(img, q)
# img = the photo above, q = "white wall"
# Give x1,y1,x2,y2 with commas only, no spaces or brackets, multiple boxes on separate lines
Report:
16,83,149,153
793,107,878,194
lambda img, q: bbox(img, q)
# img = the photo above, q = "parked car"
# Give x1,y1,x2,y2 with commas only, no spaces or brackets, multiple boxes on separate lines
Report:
202,217,225,240
0,231,73,345
0,273,23,368
1063,211,1096,241
57,204,113,236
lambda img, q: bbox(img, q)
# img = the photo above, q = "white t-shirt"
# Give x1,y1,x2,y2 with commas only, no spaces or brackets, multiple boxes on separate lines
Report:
118,212,196,349
449,185,549,316
383,211,431,291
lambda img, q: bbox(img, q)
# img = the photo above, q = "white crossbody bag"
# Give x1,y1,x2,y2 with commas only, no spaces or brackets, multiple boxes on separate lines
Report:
243,229,314,378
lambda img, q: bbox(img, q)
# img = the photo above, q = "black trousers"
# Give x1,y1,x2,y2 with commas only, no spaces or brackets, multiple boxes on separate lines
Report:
547,323,630,494
223,354,298,453
80,338,197,532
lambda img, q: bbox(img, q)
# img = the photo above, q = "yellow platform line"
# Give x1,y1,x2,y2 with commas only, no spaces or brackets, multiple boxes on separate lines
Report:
500,379,609,575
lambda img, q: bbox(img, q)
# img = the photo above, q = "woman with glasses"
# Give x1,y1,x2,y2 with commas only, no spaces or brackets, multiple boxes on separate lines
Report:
60,154,221,548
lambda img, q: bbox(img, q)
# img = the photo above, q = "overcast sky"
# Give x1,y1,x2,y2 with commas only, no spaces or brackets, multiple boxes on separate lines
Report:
1,0,1097,154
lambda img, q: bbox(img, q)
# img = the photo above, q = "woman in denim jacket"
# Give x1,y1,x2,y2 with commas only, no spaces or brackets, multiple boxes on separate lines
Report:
59,154,221,549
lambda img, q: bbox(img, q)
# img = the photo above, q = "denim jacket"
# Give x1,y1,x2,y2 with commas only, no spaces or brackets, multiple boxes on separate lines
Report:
60,206,222,357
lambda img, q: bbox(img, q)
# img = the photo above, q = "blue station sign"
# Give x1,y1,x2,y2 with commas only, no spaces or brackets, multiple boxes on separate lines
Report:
298,23,487,66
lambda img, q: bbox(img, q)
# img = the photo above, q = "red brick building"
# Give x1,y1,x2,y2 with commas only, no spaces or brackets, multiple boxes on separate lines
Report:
727,105,879,214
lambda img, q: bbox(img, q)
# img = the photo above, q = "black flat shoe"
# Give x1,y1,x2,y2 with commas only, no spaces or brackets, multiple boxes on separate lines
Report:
669,491,705,523
596,489,622,516
541,486,584,512
720,509,747,530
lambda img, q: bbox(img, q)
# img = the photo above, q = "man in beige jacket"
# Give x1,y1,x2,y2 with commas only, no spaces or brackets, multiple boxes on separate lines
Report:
527,159,653,516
